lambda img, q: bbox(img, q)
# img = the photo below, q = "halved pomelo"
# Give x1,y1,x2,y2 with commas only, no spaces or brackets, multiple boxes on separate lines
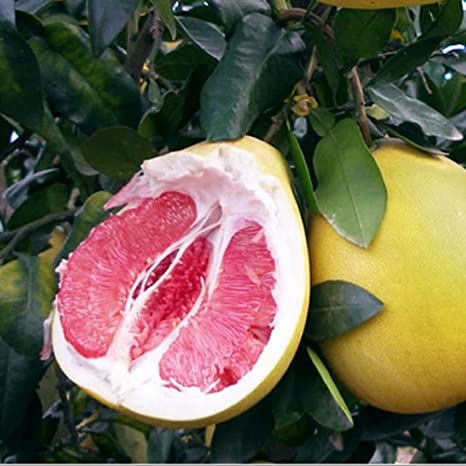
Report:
52,136,310,427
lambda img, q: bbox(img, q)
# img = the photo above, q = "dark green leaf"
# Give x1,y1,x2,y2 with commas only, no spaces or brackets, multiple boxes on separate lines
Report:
300,347,353,431
201,13,304,141
15,0,49,14
57,191,112,262
81,126,153,179
29,22,142,133
308,107,335,137
0,337,44,445
210,398,273,462
271,368,305,430
373,38,440,82
155,43,212,82
307,24,339,93
147,429,176,463
0,1,14,24
7,184,68,230
306,280,383,341
314,118,387,248
0,21,44,129
153,0,177,40
334,10,396,67
206,0,271,35
138,92,185,143
454,402,466,443
0,255,56,357
91,431,130,462
361,407,438,441
11,393,42,461
420,0,463,39
367,82,463,140
287,123,319,214
380,122,447,156
294,428,338,462
88,0,139,55
176,16,226,61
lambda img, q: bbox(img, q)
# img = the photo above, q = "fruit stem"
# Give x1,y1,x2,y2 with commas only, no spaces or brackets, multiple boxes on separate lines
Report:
350,66,372,146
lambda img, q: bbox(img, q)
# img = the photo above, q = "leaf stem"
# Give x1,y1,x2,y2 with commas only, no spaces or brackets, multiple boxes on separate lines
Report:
0,208,77,264
350,66,371,146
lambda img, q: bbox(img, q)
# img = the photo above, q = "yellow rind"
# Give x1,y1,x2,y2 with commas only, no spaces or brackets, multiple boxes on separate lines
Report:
318,0,437,8
310,139,466,414
56,136,310,428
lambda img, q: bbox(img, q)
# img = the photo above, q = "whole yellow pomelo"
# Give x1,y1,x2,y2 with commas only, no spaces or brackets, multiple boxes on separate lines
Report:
318,0,436,8
310,139,466,414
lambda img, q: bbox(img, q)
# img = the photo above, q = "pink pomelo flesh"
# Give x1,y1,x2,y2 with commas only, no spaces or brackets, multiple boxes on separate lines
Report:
57,191,278,393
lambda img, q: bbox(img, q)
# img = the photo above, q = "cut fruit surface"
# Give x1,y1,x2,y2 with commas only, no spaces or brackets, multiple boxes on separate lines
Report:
52,136,310,427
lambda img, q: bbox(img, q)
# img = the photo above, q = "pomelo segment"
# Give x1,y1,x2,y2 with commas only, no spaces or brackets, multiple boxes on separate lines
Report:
52,136,310,427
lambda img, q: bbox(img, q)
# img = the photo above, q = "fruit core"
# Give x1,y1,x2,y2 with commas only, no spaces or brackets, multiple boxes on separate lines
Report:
57,191,278,394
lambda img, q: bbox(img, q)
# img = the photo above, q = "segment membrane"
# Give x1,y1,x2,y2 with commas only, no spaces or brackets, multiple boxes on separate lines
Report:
57,192,196,358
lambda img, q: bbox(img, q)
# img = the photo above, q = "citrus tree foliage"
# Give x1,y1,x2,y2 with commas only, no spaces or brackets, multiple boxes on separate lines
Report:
0,0,465,463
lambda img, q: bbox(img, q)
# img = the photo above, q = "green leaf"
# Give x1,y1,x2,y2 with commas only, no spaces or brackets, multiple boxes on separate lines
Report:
0,255,56,358
380,122,447,156
0,338,44,447
372,37,440,82
147,429,176,463
300,347,353,431
176,16,226,61
201,13,304,141
206,0,271,35
7,183,68,230
307,24,340,94
0,1,15,24
314,118,387,248
210,398,273,462
362,407,438,442
5,392,42,460
420,0,463,39
155,43,212,82
138,91,185,143
28,22,142,133
367,82,463,141
0,21,44,130
287,122,319,214
57,191,112,262
81,126,153,179
88,0,139,55
153,0,177,40
306,280,383,341
308,107,335,137
334,10,396,67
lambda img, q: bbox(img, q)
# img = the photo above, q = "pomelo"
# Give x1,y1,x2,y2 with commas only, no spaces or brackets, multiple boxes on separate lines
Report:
52,136,310,427
310,140,466,414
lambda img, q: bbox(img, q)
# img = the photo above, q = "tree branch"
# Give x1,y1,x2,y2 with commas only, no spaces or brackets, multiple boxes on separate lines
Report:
0,208,77,264
127,11,164,82
350,66,371,146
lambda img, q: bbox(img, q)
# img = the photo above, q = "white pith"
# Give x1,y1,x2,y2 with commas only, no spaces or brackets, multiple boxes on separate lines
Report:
53,145,307,423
